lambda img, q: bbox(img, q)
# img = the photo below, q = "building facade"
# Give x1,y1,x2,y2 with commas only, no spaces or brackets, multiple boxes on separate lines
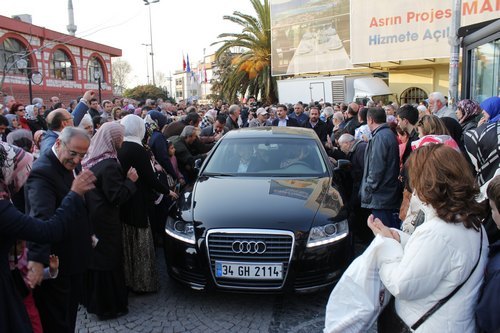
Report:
0,15,121,105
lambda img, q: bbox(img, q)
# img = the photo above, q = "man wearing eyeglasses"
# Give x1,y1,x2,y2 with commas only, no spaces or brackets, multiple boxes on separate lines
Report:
25,126,91,333
39,108,74,155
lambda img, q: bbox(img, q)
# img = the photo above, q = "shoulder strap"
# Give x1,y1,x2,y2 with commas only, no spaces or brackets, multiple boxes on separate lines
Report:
411,227,483,330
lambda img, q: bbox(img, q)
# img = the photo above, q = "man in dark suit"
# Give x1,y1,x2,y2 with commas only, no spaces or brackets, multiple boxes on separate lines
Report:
272,104,299,127
303,106,328,144
26,127,92,333
200,115,228,144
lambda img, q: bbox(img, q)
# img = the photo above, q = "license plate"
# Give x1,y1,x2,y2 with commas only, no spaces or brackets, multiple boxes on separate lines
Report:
215,261,283,280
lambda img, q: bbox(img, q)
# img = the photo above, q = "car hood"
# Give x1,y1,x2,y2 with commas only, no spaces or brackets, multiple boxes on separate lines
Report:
181,176,343,233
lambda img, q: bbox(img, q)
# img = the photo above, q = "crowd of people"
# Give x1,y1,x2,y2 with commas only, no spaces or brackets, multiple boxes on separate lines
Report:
0,90,499,332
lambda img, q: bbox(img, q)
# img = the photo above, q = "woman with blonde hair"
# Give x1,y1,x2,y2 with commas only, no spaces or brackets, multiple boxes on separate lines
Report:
372,144,488,332
416,114,449,137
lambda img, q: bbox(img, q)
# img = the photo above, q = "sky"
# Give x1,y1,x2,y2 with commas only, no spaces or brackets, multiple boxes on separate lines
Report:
3,0,256,87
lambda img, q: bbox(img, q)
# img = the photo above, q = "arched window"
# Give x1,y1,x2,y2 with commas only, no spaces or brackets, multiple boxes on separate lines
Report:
51,49,73,80
0,38,31,75
88,56,105,83
400,87,428,105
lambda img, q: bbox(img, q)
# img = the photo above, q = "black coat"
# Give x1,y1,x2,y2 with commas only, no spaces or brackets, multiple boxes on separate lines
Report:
26,150,91,275
343,116,360,136
303,120,328,143
117,141,170,228
86,159,136,270
272,118,300,127
0,192,85,333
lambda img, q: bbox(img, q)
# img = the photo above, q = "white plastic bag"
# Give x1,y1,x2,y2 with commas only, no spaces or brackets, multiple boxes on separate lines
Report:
324,235,389,333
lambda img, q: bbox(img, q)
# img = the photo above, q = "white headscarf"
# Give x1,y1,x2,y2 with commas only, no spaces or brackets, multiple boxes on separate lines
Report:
120,114,145,146
25,105,37,121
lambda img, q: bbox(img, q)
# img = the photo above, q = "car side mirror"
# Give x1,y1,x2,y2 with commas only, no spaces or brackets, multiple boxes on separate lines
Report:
334,159,352,172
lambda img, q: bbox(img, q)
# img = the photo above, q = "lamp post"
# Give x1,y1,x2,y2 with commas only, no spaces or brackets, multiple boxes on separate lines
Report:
16,58,43,103
141,43,151,84
143,0,159,86
94,70,102,103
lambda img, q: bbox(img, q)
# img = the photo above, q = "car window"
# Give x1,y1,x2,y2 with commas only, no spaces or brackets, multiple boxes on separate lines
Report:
203,137,327,176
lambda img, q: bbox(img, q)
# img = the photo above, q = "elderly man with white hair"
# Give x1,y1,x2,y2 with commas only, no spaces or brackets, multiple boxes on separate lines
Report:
429,92,456,119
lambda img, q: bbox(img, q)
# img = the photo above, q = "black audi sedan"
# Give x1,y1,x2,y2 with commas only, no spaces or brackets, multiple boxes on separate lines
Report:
164,127,351,292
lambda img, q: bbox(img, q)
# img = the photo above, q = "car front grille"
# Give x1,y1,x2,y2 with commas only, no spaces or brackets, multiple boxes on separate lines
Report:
206,229,294,290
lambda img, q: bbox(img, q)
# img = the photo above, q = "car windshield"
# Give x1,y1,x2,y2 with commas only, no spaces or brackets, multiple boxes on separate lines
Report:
203,137,328,177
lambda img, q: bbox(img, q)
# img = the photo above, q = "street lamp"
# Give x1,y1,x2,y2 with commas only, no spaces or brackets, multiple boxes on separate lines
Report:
141,43,151,84
16,58,43,103
94,70,102,103
143,0,159,86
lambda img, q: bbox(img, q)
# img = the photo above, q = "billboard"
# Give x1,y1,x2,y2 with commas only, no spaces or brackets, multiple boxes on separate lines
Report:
270,0,500,76
270,0,353,76
349,0,499,64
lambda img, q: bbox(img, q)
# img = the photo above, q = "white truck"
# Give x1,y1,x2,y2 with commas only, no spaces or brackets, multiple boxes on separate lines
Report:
277,75,396,105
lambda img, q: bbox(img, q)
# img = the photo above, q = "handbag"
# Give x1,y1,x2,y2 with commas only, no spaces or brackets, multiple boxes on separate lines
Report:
378,227,483,332
10,243,30,298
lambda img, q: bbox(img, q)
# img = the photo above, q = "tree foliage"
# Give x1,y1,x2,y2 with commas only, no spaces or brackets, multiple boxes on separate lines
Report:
123,84,167,101
212,0,277,104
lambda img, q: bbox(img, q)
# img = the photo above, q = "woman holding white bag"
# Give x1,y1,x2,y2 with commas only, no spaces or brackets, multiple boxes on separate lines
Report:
370,144,488,332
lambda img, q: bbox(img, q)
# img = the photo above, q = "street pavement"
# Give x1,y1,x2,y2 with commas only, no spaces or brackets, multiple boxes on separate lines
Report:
76,248,377,333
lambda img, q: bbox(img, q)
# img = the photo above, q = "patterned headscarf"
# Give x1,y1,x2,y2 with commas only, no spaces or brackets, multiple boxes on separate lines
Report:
81,122,124,169
0,141,33,199
456,99,481,124
24,105,38,121
480,96,500,123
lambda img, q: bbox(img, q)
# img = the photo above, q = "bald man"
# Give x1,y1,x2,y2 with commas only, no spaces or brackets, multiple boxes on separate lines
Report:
40,108,75,155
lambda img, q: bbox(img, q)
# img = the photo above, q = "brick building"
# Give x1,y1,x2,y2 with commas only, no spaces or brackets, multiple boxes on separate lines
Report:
0,14,121,106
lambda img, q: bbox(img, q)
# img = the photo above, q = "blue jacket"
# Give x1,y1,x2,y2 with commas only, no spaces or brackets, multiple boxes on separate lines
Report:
476,240,500,333
38,101,89,155
360,123,400,210
39,129,59,156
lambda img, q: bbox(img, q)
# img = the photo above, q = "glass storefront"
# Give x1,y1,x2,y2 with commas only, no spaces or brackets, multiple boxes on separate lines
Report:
470,38,499,102
462,19,500,101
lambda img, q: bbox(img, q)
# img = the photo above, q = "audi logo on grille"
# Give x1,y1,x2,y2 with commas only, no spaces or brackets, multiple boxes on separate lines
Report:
231,240,267,254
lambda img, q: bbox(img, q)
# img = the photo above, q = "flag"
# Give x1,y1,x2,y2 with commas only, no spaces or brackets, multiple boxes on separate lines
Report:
182,53,186,71
186,54,191,73
204,65,207,83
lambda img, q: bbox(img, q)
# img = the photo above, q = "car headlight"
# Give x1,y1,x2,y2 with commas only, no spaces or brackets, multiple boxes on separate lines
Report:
165,218,195,244
306,219,349,248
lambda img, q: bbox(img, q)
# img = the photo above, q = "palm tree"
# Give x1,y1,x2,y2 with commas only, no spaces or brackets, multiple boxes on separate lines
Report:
212,0,277,104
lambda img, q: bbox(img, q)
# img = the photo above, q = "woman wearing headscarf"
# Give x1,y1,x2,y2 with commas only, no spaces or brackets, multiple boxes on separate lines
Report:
145,111,178,244
5,114,21,135
0,141,96,333
78,114,94,137
478,96,500,125
81,122,137,320
24,105,47,135
464,96,500,243
117,115,171,293
456,99,481,133
10,103,30,131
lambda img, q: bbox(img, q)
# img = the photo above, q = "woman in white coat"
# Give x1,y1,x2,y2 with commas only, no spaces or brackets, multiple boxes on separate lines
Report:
371,144,488,332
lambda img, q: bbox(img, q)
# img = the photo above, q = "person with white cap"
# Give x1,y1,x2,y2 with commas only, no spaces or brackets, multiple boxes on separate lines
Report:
248,107,272,127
